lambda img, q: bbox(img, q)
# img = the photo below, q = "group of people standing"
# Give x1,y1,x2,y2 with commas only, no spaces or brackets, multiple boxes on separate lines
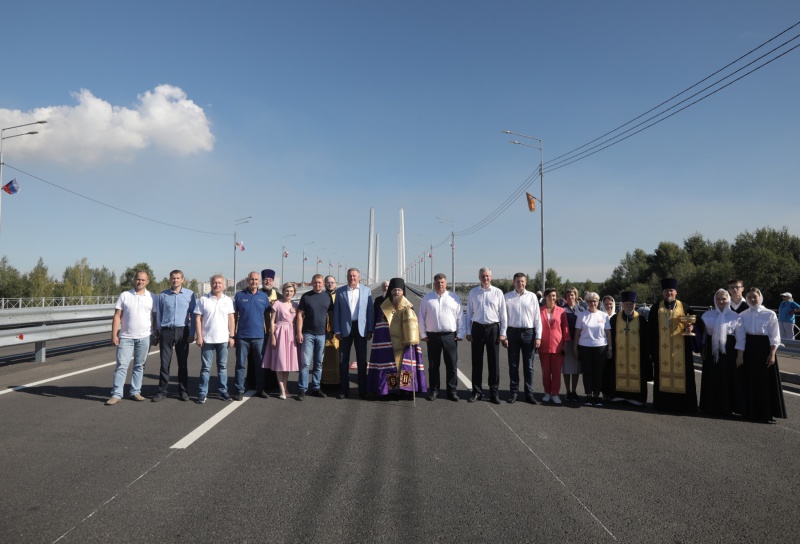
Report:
104,266,788,424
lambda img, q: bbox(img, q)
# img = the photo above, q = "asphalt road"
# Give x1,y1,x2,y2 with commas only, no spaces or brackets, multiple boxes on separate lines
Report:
1,290,799,543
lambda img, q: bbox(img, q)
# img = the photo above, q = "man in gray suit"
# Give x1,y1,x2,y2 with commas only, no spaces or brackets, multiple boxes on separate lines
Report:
333,268,375,399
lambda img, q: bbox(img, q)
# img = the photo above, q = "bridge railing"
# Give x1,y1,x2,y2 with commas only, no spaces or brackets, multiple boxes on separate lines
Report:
0,295,118,309
0,305,115,362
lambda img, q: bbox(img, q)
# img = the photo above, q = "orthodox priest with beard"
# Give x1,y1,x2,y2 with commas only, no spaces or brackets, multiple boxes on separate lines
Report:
366,277,427,397
648,278,698,413
608,291,651,406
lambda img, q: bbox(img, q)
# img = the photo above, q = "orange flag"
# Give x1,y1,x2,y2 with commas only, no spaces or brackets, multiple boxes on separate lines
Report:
526,192,537,212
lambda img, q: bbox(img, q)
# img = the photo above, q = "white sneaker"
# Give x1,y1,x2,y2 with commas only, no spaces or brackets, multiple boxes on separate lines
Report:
542,393,552,402
552,395,561,404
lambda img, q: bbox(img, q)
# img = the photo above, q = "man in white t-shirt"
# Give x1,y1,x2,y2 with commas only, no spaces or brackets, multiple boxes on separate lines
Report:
106,271,156,405
194,274,236,403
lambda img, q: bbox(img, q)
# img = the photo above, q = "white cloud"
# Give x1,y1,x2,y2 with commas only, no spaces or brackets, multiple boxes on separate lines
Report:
0,84,214,163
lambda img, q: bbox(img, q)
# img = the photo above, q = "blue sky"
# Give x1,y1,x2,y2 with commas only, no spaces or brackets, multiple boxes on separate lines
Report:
1,1,798,288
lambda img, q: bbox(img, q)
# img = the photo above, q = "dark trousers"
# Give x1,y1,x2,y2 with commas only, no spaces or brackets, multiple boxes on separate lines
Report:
235,337,265,393
158,326,190,394
426,332,459,393
245,336,276,391
339,323,368,396
507,327,535,395
579,344,607,397
471,322,500,396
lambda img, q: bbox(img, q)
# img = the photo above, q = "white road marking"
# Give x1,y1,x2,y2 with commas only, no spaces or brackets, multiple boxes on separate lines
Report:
170,391,253,449
456,368,617,541
0,350,159,396
52,450,178,543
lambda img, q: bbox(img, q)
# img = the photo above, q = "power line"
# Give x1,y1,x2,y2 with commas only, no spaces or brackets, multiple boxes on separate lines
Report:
454,21,800,238
545,32,800,171
545,40,800,174
548,20,800,165
4,163,229,236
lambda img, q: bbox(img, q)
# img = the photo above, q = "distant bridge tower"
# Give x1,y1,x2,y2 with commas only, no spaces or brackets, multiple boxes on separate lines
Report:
398,208,406,280
367,208,375,284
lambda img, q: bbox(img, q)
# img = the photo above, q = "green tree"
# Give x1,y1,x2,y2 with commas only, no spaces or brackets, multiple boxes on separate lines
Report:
27,257,55,298
531,268,564,294
648,241,695,281
60,258,93,296
0,256,26,298
732,227,800,307
605,249,651,294
187,278,200,295
151,276,170,294
91,266,117,296
120,262,155,291
682,234,734,305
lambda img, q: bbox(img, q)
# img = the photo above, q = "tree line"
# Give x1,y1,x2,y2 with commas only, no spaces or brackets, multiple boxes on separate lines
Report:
3,226,798,308
0,258,200,299
465,227,800,309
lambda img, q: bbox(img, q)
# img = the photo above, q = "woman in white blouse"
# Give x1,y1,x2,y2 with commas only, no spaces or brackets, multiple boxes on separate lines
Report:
573,292,611,406
699,289,745,417
742,287,787,423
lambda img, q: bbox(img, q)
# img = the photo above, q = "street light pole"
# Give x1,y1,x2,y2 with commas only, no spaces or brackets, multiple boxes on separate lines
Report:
301,241,315,286
437,217,455,293
281,233,296,286
233,216,251,294
316,247,326,275
503,130,545,292
1,120,47,233
328,252,336,277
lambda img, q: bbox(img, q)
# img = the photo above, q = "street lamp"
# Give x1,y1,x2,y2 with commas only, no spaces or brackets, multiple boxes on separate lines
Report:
301,241,315,286
327,252,337,278
1,120,47,232
503,130,545,292
233,216,251,294
281,233,296,285
437,217,456,293
316,247,327,275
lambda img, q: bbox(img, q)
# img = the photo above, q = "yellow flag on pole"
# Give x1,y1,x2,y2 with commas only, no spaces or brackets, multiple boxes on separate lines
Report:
526,192,537,212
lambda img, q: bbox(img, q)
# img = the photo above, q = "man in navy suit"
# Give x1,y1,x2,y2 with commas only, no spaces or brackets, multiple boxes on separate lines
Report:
333,268,375,399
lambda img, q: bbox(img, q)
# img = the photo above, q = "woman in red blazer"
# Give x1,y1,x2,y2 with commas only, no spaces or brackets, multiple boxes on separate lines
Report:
539,288,571,404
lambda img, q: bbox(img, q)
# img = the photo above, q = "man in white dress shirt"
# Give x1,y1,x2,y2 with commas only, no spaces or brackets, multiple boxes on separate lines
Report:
502,273,542,404
420,273,464,402
466,267,507,404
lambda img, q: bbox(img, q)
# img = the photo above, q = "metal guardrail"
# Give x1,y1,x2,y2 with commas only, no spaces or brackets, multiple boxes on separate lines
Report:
0,305,115,362
0,295,117,309
780,339,800,356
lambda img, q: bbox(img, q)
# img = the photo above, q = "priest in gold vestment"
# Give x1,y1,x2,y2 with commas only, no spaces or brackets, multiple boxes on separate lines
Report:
366,277,427,396
608,291,651,406
647,278,698,413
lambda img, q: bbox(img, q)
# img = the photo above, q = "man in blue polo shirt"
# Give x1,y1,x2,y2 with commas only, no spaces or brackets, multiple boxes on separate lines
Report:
152,269,196,402
233,271,271,400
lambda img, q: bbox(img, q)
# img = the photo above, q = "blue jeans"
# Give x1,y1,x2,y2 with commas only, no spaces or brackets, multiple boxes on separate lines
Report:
299,333,326,391
235,337,264,393
199,343,229,396
507,327,536,395
110,337,150,398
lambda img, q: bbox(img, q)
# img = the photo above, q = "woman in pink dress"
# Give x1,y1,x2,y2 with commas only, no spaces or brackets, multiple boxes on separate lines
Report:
263,283,299,399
